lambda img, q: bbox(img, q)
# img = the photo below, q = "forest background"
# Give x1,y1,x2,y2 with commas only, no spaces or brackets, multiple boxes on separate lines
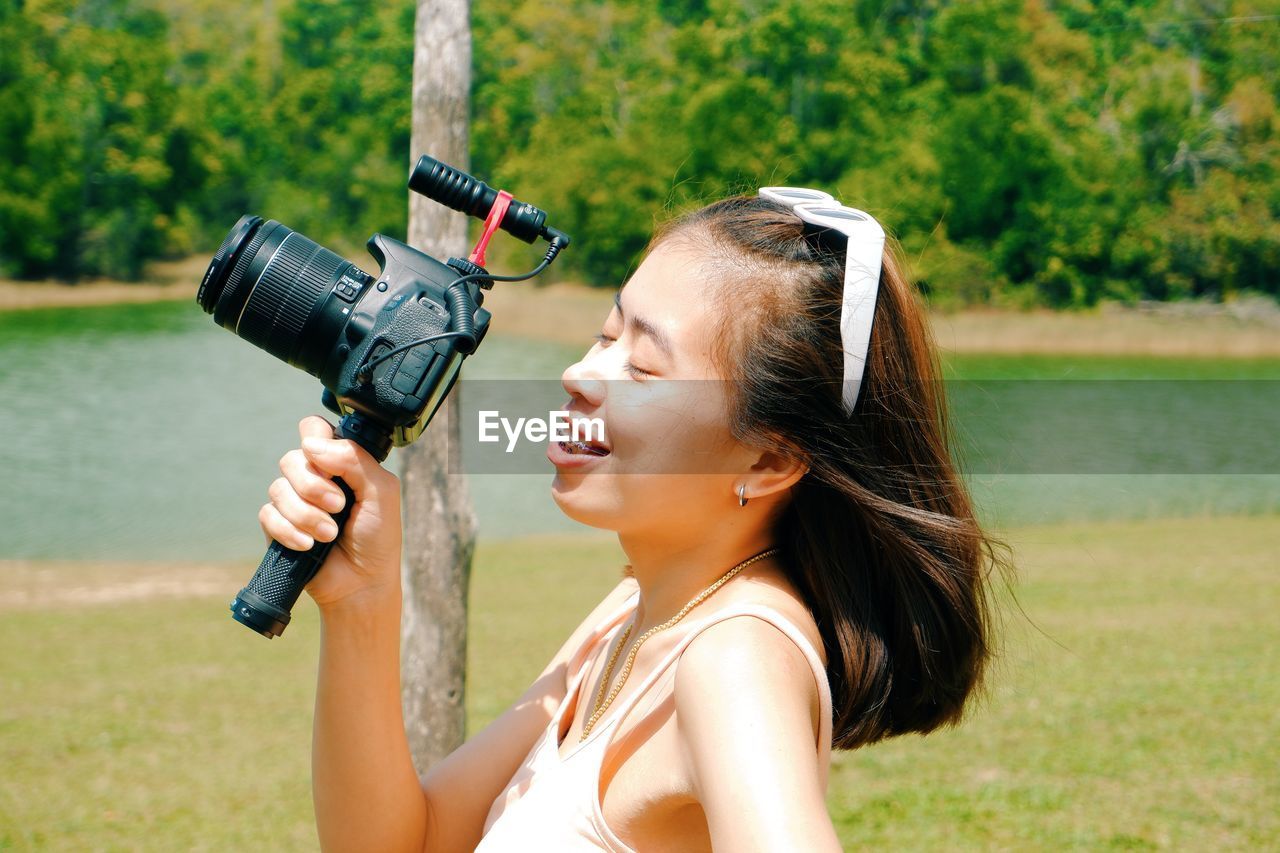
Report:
1,0,1278,308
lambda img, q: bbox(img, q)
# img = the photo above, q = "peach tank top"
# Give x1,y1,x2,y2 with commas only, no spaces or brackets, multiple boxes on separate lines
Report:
475,590,833,852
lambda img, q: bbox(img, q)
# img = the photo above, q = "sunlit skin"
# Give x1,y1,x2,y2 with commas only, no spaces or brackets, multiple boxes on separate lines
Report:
549,239,810,633
260,236,843,851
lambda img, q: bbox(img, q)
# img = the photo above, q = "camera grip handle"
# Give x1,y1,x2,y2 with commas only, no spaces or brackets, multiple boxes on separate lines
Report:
231,476,357,638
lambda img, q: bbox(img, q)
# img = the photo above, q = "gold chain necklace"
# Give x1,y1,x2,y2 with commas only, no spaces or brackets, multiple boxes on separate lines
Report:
578,546,780,742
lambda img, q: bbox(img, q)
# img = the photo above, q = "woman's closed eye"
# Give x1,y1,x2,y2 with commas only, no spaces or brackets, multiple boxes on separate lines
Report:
592,333,651,379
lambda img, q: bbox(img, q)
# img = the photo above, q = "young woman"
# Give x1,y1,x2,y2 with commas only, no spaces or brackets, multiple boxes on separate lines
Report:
259,188,1007,851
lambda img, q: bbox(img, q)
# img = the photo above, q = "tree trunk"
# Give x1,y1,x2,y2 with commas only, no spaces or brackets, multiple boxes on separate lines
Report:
401,0,474,779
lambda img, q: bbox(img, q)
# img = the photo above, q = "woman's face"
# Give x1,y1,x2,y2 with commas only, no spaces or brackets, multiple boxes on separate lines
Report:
548,238,761,538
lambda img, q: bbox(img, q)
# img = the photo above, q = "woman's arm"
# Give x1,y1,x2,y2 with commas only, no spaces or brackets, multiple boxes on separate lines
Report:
674,616,842,852
265,415,637,851
262,416,425,852
313,588,427,852
310,570,638,853
311,573,638,853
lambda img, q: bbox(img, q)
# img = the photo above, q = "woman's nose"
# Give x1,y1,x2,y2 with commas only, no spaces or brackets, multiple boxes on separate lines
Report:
561,352,606,407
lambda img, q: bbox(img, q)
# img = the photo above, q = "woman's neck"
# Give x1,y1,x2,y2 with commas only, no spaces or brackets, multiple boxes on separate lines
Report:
617,528,780,634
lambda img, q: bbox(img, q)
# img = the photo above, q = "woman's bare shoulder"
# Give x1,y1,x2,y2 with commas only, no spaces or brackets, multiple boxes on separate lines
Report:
708,570,827,668
671,570,828,749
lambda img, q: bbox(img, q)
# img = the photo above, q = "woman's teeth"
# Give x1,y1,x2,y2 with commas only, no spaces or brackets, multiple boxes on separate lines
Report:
561,440,609,457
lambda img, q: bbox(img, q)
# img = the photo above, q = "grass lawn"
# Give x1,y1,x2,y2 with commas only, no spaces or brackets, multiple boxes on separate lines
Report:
1,515,1276,850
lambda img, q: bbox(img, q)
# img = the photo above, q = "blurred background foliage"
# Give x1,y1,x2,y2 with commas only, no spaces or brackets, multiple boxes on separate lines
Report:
0,0,1277,307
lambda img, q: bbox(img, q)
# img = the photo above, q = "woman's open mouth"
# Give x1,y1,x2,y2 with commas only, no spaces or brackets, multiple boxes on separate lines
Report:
547,437,611,468
560,440,608,456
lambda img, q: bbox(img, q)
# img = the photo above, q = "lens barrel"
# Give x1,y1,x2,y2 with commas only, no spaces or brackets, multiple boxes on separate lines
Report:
197,217,369,375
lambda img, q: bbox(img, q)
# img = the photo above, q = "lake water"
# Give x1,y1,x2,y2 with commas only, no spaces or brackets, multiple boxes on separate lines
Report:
1,299,1276,561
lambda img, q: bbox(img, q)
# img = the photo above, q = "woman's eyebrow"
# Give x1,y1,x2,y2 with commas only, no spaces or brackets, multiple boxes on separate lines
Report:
614,290,675,360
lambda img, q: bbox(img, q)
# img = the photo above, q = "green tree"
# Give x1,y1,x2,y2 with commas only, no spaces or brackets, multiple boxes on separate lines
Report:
0,0,190,279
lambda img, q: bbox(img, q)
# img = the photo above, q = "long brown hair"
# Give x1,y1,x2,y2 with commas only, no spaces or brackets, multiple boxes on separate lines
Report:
653,195,1011,750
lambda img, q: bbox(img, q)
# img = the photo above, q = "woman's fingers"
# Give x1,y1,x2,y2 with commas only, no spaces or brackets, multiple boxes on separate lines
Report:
263,413,401,578
294,413,395,505
280,448,346,513
259,501,315,552
267,476,341,543
300,435,395,505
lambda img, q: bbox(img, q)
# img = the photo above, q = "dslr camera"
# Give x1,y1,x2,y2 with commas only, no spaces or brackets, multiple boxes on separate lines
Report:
196,155,569,639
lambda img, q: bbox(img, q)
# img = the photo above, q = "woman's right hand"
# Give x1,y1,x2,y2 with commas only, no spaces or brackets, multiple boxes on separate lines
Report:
259,415,404,612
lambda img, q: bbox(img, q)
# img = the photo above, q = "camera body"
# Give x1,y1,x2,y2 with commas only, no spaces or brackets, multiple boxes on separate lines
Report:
199,217,491,457
198,155,566,638
330,234,491,448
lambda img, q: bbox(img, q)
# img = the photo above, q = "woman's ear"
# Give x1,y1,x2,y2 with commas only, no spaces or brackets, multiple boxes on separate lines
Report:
743,449,810,501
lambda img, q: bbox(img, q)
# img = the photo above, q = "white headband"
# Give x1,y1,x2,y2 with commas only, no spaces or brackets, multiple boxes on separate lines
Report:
758,187,885,415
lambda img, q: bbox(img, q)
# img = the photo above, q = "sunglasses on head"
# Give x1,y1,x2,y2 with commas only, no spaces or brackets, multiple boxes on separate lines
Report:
758,187,886,415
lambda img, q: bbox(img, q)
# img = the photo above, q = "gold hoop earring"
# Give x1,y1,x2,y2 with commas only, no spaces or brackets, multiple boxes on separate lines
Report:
737,484,748,507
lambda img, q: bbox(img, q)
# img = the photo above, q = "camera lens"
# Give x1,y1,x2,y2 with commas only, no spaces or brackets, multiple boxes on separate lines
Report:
198,217,369,375
197,214,262,314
